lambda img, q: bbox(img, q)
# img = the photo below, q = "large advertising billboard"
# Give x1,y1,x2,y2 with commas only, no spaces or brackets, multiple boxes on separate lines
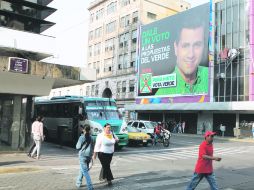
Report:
137,4,210,102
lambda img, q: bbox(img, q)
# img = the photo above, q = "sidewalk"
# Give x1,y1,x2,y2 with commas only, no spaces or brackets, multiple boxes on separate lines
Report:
171,132,254,143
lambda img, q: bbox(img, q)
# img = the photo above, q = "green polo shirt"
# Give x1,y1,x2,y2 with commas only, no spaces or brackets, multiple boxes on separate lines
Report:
155,66,208,96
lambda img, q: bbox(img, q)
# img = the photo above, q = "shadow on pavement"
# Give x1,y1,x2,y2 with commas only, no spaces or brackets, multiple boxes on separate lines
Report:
0,161,27,166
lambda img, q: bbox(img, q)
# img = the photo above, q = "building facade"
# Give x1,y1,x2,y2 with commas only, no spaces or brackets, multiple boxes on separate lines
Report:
126,0,254,137
0,0,92,150
84,0,190,110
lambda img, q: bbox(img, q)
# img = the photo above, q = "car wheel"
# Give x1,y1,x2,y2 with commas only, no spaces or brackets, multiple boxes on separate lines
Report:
143,142,148,147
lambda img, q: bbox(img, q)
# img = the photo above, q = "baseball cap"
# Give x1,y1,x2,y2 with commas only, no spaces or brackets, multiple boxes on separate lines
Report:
204,131,216,138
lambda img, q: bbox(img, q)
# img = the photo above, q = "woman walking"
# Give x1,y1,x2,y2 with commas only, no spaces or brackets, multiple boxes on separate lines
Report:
30,116,44,159
76,125,94,190
93,123,118,186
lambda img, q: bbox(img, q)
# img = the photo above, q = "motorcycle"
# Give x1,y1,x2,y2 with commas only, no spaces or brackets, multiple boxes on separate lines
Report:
153,129,171,147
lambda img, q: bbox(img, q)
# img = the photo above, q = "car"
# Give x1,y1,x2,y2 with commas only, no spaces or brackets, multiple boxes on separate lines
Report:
127,126,152,146
127,120,155,137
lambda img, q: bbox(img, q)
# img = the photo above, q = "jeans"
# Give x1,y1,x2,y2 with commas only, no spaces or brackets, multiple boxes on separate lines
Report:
186,172,219,190
31,139,41,159
76,157,93,190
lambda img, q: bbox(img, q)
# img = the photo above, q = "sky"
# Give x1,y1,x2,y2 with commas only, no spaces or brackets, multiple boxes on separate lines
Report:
42,0,209,67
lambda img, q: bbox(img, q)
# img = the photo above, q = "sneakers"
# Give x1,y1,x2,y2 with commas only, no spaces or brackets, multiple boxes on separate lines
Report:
76,183,81,188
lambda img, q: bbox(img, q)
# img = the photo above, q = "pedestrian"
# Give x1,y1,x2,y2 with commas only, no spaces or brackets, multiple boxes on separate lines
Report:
76,124,94,190
182,121,186,133
27,118,36,157
30,116,44,159
186,131,222,190
93,123,119,186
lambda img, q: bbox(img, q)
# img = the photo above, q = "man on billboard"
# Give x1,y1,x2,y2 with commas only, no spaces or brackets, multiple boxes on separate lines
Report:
156,17,208,96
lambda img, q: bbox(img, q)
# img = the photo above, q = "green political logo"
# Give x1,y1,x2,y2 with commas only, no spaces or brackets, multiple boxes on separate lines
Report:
140,73,152,93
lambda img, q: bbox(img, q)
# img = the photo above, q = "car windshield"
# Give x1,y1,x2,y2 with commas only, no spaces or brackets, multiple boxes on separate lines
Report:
145,122,155,129
128,126,139,132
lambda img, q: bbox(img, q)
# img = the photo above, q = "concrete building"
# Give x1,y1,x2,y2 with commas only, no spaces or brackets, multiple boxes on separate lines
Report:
83,0,190,110
125,0,254,137
0,0,94,150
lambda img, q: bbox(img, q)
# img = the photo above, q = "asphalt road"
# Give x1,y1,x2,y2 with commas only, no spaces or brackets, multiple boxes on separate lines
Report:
1,134,254,190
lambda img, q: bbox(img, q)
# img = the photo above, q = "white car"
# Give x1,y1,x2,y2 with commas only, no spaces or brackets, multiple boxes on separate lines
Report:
127,120,155,136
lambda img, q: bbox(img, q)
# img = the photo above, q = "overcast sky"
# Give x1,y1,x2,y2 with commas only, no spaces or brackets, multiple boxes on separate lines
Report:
43,0,209,67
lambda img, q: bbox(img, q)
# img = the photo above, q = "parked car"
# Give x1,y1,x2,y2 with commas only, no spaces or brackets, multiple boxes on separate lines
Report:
127,126,151,146
127,120,155,137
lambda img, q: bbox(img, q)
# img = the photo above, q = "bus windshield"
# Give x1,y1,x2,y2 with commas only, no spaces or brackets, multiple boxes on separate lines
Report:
105,110,121,120
86,110,106,120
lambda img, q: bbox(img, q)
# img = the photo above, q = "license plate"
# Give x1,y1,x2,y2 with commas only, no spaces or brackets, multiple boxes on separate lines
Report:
143,140,147,142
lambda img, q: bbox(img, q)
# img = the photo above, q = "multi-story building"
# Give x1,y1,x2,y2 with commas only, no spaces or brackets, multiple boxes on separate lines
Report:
126,0,254,137
0,0,94,150
84,0,190,110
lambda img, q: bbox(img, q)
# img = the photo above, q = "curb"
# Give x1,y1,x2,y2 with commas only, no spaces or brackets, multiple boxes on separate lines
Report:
171,133,254,143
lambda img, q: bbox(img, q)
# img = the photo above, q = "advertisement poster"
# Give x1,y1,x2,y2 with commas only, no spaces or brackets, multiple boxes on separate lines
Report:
138,4,210,98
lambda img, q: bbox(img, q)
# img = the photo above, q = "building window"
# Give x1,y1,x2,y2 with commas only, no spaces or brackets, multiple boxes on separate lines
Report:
90,13,94,23
91,85,95,96
129,80,135,92
132,11,138,23
117,81,121,94
120,0,130,7
119,32,129,48
107,2,117,15
105,38,115,52
94,43,101,56
96,61,100,74
104,58,113,72
119,55,123,70
95,84,99,96
88,46,93,57
89,31,93,40
122,81,126,93
132,30,137,44
96,8,104,20
106,21,116,34
123,54,129,69
86,86,90,96
147,12,157,20
94,27,102,38
120,14,130,28
131,52,136,67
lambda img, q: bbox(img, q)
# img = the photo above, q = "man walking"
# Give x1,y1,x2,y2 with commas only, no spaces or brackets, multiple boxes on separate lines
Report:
186,131,221,190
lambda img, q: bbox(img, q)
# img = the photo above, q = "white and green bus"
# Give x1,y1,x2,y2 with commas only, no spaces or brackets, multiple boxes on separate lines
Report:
34,96,129,148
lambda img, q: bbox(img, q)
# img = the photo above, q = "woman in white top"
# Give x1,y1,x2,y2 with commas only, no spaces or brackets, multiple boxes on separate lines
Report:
30,116,44,159
93,123,118,186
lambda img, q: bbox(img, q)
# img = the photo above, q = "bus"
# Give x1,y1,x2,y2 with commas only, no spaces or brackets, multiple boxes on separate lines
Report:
34,96,129,148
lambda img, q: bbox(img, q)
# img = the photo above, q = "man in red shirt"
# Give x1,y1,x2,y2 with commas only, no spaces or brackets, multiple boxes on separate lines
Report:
186,131,222,190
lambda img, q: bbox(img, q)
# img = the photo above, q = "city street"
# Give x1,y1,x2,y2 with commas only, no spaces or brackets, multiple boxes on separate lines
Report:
1,134,254,190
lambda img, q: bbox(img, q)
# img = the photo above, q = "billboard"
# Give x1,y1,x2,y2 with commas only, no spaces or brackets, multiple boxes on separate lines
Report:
137,4,210,101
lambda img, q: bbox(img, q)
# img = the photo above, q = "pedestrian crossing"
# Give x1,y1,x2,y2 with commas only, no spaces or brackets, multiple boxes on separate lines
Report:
114,145,254,163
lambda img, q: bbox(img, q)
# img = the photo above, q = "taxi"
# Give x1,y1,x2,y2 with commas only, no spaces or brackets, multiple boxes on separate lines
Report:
127,126,152,146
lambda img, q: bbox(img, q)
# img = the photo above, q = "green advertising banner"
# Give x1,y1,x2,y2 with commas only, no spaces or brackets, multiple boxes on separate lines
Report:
138,4,210,97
